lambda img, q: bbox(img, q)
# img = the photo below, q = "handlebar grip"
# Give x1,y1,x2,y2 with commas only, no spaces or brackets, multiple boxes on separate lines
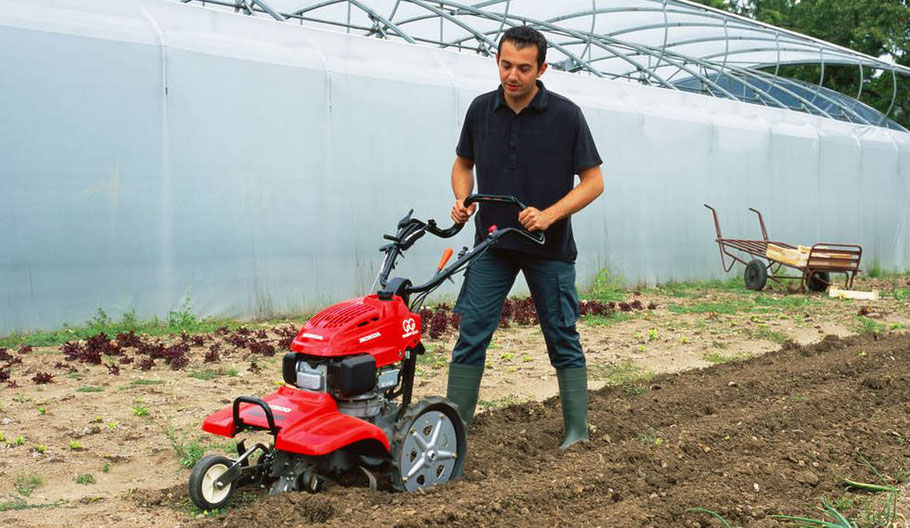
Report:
436,248,454,271
463,194,528,211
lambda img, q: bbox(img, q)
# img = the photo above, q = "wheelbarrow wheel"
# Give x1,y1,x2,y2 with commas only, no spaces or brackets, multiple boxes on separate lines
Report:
744,259,768,291
805,271,830,292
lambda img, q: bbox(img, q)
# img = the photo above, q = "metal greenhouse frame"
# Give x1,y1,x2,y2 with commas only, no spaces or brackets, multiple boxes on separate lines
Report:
177,0,910,129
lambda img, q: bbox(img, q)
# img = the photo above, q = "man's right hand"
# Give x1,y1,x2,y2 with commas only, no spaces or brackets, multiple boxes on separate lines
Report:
451,198,477,224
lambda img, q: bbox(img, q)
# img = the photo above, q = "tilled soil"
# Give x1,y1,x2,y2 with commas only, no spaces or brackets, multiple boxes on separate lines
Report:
188,332,910,527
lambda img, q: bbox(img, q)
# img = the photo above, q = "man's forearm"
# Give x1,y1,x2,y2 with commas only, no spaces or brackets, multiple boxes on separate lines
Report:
451,157,475,200
545,165,604,222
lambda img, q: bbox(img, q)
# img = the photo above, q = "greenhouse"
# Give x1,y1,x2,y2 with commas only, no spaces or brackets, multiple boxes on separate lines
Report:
1,0,909,332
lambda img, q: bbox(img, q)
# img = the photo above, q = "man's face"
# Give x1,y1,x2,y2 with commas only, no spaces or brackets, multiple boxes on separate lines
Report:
497,40,547,100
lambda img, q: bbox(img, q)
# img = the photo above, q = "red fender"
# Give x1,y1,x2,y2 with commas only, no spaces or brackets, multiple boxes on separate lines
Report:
201,386,390,456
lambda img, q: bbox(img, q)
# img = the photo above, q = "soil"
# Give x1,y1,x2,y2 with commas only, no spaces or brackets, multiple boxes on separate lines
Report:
1,277,908,527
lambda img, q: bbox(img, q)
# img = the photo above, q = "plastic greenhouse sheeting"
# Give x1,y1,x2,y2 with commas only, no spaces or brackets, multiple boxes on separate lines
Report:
1,0,908,333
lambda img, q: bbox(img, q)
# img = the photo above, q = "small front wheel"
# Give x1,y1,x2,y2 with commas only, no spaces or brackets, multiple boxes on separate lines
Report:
189,454,235,511
744,259,768,291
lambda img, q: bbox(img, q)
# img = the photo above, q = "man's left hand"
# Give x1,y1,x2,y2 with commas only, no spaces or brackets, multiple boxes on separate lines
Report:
518,207,556,232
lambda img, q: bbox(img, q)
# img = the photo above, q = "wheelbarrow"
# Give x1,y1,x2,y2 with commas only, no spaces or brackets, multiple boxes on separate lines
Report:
704,205,862,292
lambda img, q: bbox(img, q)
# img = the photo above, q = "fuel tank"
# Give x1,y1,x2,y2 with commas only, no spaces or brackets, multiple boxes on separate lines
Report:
290,294,421,368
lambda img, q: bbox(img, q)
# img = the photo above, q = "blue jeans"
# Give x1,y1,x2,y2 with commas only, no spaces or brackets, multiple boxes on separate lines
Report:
451,249,585,370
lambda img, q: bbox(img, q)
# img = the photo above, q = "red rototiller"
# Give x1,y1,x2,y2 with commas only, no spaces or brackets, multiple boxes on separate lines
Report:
188,194,543,510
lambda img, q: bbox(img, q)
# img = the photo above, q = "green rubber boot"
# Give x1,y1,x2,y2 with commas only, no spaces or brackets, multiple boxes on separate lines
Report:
557,367,589,450
445,363,484,426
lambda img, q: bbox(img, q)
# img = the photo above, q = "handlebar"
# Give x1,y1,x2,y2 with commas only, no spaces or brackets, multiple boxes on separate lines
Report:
460,193,545,246
377,194,546,297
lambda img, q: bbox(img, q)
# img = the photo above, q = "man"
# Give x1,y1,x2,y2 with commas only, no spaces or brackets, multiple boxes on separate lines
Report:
446,26,604,450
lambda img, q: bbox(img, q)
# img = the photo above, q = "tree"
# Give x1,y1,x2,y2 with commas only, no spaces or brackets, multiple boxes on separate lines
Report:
690,0,910,129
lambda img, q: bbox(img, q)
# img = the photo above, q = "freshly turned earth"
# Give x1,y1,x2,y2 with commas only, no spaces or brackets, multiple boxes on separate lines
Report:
1,278,908,527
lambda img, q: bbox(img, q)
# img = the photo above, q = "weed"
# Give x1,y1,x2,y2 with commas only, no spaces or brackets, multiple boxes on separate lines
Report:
74,474,96,485
130,379,164,387
107,421,118,430
686,507,738,528
76,386,104,393
163,426,208,469
635,427,663,446
521,354,533,363
225,368,239,377
591,359,653,386
102,462,112,473
37,406,46,415
499,352,514,362
133,405,150,417
624,385,647,396
647,328,659,341
14,472,42,497
587,269,626,302
13,435,25,446
855,316,886,335
69,440,84,450
746,327,788,344
188,370,219,381
867,262,883,278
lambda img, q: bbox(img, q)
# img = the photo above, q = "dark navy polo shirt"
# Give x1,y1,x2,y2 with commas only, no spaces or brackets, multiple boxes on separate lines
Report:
456,81,602,262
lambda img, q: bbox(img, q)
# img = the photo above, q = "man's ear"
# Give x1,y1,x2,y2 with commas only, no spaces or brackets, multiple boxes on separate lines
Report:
537,62,548,77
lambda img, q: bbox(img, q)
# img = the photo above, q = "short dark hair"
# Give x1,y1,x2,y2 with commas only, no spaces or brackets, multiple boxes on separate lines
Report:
497,26,547,69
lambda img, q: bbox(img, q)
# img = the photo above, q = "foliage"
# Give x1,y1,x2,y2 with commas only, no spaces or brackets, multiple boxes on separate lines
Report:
14,472,42,497
691,0,910,130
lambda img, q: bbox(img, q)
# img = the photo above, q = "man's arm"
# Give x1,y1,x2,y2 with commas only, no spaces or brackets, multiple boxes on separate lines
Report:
518,164,604,232
450,156,477,224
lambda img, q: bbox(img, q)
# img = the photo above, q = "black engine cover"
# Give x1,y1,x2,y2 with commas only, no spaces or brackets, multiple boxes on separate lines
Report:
329,354,377,396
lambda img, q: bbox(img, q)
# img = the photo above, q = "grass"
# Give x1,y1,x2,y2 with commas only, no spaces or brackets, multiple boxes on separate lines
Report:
130,379,164,387
477,394,522,410
586,269,627,302
76,386,104,393
686,507,738,528
746,326,789,344
582,311,638,326
14,472,42,497
667,300,752,315
0,499,66,513
855,315,886,335
163,426,208,469
703,350,750,364
591,359,653,386
643,277,746,297
188,370,219,381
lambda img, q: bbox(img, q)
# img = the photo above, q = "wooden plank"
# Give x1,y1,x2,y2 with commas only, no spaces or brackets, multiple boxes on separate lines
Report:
828,287,879,301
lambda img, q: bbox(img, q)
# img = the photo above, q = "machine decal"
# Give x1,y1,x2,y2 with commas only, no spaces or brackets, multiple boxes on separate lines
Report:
358,332,382,343
401,318,418,338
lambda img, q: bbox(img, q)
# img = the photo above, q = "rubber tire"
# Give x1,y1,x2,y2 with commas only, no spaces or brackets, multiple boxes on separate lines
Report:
806,271,830,292
188,454,235,511
389,396,467,492
744,259,768,291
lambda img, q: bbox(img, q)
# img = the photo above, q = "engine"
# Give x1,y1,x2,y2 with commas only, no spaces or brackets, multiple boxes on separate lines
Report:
282,352,399,419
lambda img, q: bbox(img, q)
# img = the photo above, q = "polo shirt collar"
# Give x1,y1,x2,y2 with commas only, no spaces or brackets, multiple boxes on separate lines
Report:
494,80,549,113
